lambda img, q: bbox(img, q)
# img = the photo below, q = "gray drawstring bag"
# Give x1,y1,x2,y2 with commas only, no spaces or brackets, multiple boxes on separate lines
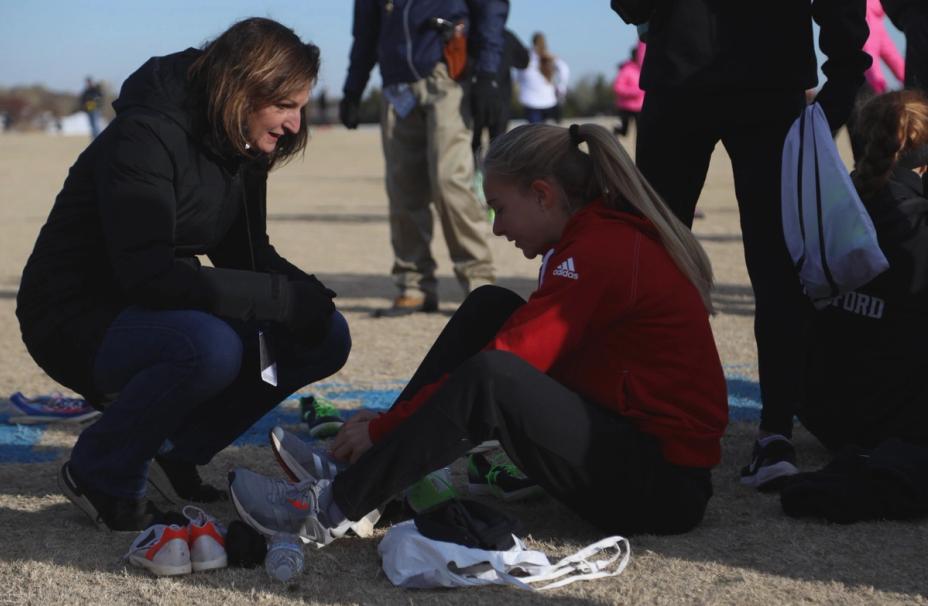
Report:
781,103,889,308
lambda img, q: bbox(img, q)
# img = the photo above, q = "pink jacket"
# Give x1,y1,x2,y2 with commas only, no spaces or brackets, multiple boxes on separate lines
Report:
613,42,646,112
865,0,905,94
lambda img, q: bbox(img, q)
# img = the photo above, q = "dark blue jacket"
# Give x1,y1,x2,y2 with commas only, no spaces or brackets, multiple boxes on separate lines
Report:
343,0,508,99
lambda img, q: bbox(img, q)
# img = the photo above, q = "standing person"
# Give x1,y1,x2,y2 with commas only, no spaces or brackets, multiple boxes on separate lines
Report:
614,0,871,489
847,0,905,161
316,88,329,125
229,123,728,543
882,0,928,91
471,28,529,154
802,90,928,450
612,41,646,137
78,76,103,139
864,0,906,95
516,32,569,124
339,0,507,317
17,18,349,531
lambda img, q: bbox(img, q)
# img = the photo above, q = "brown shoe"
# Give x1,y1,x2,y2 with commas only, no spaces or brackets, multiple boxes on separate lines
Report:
373,294,438,318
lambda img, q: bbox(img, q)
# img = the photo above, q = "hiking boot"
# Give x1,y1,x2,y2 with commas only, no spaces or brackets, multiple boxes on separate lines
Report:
267,430,383,538
467,453,544,502
373,294,439,318
58,461,179,531
299,396,344,439
126,523,192,576
183,505,227,571
228,468,350,547
148,456,227,504
740,435,800,490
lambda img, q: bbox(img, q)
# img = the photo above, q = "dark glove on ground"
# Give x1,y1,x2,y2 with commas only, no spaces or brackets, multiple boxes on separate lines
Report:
285,280,335,346
815,80,859,133
471,72,501,135
340,96,360,130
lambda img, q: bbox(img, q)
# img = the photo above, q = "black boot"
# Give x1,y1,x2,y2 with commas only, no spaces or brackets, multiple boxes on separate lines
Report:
58,461,183,531
148,456,227,504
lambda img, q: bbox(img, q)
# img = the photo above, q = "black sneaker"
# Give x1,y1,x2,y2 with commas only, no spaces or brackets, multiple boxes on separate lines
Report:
58,461,181,531
148,456,227,504
740,435,800,490
466,453,544,502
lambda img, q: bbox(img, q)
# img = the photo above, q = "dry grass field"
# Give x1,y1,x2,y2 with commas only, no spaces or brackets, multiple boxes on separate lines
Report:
0,124,924,605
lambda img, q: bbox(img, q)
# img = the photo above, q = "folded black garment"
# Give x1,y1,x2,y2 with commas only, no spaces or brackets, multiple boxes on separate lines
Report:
414,499,524,551
781,439,928,523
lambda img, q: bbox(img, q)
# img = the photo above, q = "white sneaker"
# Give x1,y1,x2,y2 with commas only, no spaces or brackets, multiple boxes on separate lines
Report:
126,524,192,576
183,506,227,571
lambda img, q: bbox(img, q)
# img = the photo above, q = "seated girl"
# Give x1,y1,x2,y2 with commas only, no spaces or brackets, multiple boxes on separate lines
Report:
801,90,928,450
229,122,728,543
16,18,348,531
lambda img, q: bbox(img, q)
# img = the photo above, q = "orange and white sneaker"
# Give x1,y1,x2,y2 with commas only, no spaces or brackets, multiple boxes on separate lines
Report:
183,506,227,571
126,524,192,576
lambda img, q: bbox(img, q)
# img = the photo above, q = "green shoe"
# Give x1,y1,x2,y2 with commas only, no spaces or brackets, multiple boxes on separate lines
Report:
300,396,344,439
405,467,458,513
467,452,544,502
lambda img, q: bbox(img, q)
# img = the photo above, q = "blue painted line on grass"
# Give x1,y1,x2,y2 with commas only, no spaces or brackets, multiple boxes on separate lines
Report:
3,375,763,460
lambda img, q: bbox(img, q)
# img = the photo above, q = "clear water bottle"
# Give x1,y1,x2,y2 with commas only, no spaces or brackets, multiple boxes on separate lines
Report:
265,533,304,582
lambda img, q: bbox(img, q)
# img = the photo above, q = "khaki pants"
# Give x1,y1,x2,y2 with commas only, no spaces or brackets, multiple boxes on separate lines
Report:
380,63,495,300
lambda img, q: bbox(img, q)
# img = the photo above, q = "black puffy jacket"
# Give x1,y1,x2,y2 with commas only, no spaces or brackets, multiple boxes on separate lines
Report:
17,49,314,396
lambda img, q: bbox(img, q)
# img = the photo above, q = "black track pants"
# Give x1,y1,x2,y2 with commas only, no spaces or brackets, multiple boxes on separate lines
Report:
332,286,713,535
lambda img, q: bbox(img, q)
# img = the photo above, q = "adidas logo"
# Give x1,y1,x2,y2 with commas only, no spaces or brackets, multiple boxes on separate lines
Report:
552,257,579,280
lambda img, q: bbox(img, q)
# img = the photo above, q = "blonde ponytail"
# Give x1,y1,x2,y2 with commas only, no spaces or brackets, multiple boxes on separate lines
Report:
484,123,715,312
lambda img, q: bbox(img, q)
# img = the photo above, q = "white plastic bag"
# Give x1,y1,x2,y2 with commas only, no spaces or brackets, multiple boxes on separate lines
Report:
378,520,630,590
781,102,889,308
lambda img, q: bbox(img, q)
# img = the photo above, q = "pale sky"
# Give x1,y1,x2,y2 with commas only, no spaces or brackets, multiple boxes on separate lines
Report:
0,1,906,96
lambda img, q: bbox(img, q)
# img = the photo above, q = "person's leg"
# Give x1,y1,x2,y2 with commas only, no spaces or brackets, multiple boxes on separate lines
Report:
636,92,720,226
524,107,544,124
164,312,351,465
721,90,811,440
425,64,495,292
334,350,712,535
904,12,928,91
393,285,525,403
71,308,244,499
381,93,438,302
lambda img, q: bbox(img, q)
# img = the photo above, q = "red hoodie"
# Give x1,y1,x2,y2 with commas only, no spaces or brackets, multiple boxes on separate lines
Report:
369,201,729,468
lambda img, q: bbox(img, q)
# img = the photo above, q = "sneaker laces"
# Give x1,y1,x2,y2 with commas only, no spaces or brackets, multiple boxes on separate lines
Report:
182,505,225,534
34,393,88,412
311,397,340,419
264,476,319,509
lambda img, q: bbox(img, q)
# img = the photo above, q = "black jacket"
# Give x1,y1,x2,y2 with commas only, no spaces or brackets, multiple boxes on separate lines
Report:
17,49,313,395
613,0,870,130
802,167,928,448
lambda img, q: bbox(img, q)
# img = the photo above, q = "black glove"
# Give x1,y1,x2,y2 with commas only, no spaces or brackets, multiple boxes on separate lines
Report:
471,72,501,136
814,79,860,133
339,95,360,130
302,273,337,300
284,280,336,345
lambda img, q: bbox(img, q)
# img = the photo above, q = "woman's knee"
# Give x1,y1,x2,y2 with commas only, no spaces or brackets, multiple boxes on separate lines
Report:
324,311,351,372
183,313,244,389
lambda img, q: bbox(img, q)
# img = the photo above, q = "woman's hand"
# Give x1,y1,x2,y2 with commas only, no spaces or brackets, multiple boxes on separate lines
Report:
331,410,379,463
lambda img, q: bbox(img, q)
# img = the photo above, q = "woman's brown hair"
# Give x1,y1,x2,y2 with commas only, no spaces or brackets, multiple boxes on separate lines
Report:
854,90,928,198
188,17,320,167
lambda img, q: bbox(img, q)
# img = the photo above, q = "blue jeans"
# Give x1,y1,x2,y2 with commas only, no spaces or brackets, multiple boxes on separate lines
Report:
70,308,351,499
